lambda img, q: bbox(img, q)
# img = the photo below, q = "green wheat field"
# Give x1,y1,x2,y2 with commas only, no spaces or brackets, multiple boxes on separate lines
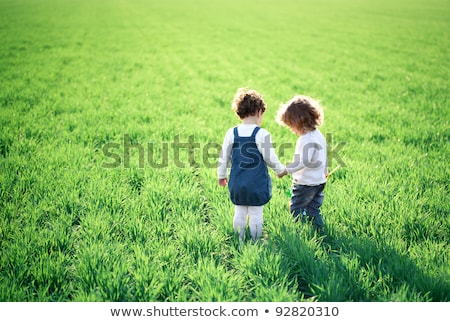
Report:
1,0,449,302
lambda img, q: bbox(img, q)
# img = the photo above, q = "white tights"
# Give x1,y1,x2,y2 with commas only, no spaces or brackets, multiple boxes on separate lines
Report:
233,205,263,242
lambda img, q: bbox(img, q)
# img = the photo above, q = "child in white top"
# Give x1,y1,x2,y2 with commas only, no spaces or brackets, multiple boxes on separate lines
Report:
276,95,328,231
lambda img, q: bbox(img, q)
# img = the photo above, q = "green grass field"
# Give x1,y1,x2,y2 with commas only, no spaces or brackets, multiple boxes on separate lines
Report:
1,0,449,301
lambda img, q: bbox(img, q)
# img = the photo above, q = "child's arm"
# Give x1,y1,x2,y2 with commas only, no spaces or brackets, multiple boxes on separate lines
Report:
285,136,306,174
217,129,233,186
257,131,286,176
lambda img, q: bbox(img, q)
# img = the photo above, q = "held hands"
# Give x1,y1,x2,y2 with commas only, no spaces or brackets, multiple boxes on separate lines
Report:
219,169,287,186
277,169,288,178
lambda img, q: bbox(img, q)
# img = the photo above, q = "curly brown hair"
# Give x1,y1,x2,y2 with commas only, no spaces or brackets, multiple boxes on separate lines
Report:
232,88,266,119
276,95,324,132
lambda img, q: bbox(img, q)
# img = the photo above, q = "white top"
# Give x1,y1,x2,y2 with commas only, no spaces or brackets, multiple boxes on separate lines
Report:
286,129,328,185
217,124,286,179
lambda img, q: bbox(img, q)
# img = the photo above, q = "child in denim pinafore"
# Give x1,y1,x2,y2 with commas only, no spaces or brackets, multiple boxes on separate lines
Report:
218,88,286,243
228,126,271,206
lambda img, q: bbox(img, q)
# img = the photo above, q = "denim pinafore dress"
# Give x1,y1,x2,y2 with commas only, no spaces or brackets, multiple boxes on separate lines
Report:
228,126,272,206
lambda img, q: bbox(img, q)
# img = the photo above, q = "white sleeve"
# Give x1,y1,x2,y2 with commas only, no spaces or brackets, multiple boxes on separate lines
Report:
256,130,286,175
286,136,306,173
217,129,233,179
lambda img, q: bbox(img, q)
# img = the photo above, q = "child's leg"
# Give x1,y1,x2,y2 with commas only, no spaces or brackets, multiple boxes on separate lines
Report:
248,206,263,242
233,205,248,241
290,185,317,222
306,184,326,229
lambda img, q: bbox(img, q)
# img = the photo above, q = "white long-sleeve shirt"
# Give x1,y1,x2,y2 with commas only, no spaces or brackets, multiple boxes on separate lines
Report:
286,129,328,185
218,124,286,179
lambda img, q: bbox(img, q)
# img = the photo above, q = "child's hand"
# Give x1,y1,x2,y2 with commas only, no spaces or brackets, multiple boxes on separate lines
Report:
218,178,228,186
277,169,288,178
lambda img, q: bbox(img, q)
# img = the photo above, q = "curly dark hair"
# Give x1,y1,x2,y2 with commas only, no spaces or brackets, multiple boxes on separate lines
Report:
232,88,266,119
276,95,324,132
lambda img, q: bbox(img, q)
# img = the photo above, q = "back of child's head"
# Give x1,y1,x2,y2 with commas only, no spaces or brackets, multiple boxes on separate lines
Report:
232,88,266,119
276,95,324,132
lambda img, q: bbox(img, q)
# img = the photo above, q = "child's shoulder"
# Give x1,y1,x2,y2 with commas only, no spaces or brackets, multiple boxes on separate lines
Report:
223,127,236,140
304,129,326,142
255,127,271,136
226,125,239,132
313,128,326,139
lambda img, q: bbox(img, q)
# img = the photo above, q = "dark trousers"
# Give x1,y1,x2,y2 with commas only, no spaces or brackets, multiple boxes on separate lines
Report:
290,183,325,228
